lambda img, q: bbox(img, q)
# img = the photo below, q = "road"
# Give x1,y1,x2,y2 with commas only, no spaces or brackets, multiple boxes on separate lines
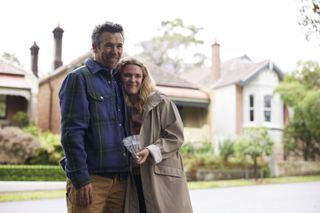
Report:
1,182,319,213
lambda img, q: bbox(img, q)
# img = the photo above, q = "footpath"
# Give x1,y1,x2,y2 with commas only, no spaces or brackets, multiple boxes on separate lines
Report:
0,181,65,193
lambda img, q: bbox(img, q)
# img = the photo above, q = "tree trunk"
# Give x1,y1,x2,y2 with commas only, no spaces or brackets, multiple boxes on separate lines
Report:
253,157,257,181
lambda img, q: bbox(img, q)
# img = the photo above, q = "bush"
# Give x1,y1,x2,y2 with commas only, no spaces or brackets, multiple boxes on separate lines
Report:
0,165,65,181
12,111,29,127
181,140,271,180
23,125,63,165
0,127,40,164
220,139,235,162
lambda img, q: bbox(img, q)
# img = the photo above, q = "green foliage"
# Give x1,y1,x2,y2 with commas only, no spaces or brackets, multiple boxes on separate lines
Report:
12,111,29,127
282,120,299,159
194,142,214,155
180,142,195,154
0,52,21,67
135,18,206,73
235,127,273,179
276,60,320,160
180,140,270,180
0,165,65,181
219,139,235,162
22,125,63,165
235,127,273,158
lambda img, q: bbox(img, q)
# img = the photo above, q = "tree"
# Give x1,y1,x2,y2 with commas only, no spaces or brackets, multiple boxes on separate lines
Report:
276,60,320,160
298,0,320,42
0,52,21,67
135,18,206,73
235,127,273,180
219,139,235,163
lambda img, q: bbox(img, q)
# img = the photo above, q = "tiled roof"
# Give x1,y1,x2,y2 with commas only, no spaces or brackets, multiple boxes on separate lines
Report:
157,85,209,100
135,57,199,89
181,55,284,88
0,62,31,89
0,74,30,89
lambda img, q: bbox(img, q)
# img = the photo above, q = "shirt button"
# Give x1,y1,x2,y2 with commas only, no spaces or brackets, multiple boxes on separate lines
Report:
100,96,103,100
119,123,122,127
118,108,121,111
123,153,126,156
108,81,111,84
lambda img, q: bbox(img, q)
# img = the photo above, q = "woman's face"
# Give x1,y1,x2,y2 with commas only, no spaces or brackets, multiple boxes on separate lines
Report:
121,64,143,96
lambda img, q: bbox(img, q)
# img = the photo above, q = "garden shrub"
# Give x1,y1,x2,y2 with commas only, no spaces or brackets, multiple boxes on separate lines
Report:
12,111,29,127
0,165,65,181
0,127,40,164
23,125,63,165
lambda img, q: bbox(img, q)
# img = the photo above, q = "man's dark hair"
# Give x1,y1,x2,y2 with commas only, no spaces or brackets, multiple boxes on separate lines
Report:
91,21,124,46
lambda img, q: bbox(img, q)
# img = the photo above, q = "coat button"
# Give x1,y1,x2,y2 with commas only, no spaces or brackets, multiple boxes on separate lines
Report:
100,96,103,100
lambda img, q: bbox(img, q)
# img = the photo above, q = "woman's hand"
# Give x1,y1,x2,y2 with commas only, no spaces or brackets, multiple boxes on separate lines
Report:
135,148,150,165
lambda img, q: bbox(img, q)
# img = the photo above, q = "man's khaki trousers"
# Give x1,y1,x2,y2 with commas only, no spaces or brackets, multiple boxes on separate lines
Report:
66,175,127,213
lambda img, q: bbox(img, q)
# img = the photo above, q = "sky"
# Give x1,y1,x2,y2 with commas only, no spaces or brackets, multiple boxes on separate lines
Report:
0,0,319,77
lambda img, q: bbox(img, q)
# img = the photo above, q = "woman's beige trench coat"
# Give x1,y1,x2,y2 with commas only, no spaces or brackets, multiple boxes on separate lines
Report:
124,90,193,213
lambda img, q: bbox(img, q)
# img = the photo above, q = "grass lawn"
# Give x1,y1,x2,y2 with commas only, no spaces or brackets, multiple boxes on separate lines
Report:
1,175,320,202
0,190,65,202
188,175,320,189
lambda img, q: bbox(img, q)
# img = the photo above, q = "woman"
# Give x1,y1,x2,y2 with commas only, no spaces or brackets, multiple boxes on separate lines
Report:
118,57,193,213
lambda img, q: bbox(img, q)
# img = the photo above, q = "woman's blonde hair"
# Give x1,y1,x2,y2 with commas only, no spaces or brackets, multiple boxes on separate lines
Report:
117,57,155,112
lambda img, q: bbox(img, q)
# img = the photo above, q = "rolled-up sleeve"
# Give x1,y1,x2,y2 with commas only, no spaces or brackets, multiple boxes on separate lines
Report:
59,72,90,189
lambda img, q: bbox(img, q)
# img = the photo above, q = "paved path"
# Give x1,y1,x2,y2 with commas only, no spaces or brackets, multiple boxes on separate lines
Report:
1,182,320,213
0,181,65,192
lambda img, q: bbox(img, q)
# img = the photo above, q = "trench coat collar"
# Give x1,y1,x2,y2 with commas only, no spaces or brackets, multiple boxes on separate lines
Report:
143,90,164,113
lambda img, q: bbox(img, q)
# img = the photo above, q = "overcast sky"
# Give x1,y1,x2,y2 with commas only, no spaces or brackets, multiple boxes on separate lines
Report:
1,0,319,77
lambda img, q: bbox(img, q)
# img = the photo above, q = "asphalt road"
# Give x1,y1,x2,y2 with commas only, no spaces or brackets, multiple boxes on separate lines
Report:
1,182,319,213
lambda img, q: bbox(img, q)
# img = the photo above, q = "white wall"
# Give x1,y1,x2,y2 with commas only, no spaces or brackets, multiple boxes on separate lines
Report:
214,85,237,141
242,69,284,143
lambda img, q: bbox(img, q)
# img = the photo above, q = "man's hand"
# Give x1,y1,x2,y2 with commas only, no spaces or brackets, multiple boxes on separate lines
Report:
136,148,150,165
76,183,93,206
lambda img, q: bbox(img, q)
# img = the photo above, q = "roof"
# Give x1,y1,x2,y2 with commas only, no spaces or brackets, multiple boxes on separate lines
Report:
0,74,30,89
0,61,26,76
181,55,284,89
157,85,209,108
0,62,32,89
40,51,91,85
141,59,199,89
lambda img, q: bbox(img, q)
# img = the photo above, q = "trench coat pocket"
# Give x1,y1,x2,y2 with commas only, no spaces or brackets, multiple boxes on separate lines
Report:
154,165,182,178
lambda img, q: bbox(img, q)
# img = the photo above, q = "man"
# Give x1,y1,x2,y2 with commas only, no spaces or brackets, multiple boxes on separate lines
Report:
59,21,129,213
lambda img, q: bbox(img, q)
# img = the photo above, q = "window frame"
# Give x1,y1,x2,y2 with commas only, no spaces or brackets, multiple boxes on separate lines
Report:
263,95,272,122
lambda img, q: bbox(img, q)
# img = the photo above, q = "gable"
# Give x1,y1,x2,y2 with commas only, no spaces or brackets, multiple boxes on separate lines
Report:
247,69,280,87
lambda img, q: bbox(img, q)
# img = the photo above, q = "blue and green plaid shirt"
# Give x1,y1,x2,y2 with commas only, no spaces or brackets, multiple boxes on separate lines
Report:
59,59,129,188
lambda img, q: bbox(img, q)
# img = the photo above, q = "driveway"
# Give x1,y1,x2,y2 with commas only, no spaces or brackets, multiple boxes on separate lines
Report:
0,182,319,213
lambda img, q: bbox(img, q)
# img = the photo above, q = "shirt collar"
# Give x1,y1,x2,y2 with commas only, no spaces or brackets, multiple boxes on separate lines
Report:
85,58,118,75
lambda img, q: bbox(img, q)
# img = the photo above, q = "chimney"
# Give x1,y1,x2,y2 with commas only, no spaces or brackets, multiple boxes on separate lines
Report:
30,42,39,77
211,41,221,82
53,25,64,69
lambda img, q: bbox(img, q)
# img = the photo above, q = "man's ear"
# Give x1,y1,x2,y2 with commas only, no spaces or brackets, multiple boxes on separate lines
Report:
92,43,98,53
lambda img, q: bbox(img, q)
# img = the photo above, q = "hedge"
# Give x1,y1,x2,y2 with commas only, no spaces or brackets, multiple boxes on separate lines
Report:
0,165,66,181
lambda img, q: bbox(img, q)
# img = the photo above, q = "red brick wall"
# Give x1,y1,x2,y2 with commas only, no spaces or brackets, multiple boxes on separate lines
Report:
38,71,66,134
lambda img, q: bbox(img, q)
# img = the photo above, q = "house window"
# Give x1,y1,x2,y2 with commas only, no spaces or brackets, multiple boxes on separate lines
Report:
264,95,272,122
249,95,254,121
0,95,7,118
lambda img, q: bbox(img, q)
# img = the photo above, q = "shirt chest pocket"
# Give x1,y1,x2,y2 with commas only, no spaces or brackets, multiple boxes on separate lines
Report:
88,91,116,122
